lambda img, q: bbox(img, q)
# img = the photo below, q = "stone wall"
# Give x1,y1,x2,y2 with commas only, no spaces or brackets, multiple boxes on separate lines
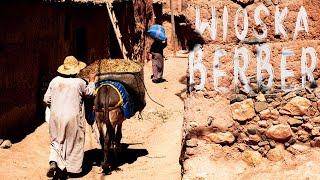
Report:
180,0,320,179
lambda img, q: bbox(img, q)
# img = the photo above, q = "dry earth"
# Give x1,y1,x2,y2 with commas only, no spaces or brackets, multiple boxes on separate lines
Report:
0,56,188,180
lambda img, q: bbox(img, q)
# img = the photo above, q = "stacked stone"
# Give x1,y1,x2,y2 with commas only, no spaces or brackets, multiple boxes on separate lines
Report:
183,86,320,162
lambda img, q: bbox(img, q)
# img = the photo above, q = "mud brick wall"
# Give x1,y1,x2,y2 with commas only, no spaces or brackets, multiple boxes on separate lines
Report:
113,0,154,62
0,1,153,139
180,0,320,179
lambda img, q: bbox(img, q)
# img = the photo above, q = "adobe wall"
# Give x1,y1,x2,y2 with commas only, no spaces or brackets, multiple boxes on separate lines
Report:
180,0,320,179
0,1,153,140
113,0,154,61
0,2,110,139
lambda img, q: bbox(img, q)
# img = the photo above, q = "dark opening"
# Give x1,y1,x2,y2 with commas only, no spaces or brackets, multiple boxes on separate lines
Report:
162,14,205,51
73,27,87,61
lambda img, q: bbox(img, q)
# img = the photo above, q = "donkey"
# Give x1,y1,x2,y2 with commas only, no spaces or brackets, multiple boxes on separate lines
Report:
94,84,124,173
93,79,145,174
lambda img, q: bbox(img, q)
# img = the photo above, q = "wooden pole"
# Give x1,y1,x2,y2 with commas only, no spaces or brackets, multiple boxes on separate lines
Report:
170,0,177,56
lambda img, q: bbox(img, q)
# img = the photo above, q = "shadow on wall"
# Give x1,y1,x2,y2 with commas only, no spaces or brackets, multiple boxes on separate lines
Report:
0,1,110,142
162,14,205,51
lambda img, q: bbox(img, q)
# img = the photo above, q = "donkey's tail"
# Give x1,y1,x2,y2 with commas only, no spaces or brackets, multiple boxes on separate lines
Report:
104,95,115,143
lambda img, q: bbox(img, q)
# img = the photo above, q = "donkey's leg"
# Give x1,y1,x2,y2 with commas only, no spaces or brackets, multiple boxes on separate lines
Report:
115,123,123,149
102,127,112,173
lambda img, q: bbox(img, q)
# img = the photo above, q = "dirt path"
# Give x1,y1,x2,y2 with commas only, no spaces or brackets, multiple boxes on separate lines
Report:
0,57,187,180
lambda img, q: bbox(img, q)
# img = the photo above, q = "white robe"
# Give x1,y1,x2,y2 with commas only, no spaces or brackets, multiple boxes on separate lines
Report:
44,76,95,173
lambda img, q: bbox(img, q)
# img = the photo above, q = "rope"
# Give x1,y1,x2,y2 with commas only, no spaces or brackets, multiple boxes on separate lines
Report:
133,73,164,108
96,72,164,108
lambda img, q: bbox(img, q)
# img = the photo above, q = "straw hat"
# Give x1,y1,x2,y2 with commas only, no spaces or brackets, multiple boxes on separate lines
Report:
57,56,86,75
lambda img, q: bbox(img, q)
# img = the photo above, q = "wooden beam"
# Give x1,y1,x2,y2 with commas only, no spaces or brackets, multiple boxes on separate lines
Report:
170,0,177,56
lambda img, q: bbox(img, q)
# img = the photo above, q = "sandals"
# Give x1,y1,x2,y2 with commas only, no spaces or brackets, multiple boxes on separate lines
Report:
46,161,57,178
152,78,166,83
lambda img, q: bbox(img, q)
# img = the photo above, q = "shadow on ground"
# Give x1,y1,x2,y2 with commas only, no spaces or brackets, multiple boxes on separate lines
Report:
71,143,148,178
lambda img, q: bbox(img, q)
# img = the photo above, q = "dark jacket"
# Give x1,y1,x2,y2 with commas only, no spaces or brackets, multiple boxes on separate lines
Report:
150,40,167,56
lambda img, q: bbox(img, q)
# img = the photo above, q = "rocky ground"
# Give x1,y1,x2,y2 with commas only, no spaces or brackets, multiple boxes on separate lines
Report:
0,56,187,180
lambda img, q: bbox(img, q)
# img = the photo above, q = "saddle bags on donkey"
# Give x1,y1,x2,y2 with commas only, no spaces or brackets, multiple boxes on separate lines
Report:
79,59,146,117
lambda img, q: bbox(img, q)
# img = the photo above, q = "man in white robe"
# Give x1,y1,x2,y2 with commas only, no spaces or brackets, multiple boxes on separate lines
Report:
43,56,95,177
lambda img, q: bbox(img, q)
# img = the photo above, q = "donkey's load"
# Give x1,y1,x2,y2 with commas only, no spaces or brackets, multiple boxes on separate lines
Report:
79,59,146,114
79,59,142,76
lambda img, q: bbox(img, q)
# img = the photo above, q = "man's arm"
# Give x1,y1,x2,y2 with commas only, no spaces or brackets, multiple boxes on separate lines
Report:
81,72,96,96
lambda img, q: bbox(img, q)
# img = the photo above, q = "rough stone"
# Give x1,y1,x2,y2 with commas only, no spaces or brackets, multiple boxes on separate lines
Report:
230,94,247,104
265,94,277,99
186,139,198,148
266,124,292,141
287,118,303,126
306,94,317,102
312,116,320,124
254,102,268,113
269,140,276,148
266,145,285,161
253,116,260,122
231,99,256,121
280,96,311,116
236,143,247,152
284,142,290,148
271,100,281,108
207,132,235,145
0,140,12,149
247,125,258,135
211,118,235,131
265,145,271,152
278,116,289,124
258,120,268,128
297,89,307,97
306,87,313,94
238,133,249,143
288,137,296,145
260,109,279,120
249,134,261,144
314,88,320,99
257,128,267,135
311,127,320,136
297,130,309,142
283,92,296,100
302,123,314,131
242,150,262,166
189,121,199,128
291,127,299,133
250,145,260,151
266,98,273,103
186,148,196,156
247,91,257,98
0,139,3,145
272,120,280,125
305,107,317,116
256,93,266,102
311,137,320,147
287,144,310,155
258,147,265,154
258,141,269,147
